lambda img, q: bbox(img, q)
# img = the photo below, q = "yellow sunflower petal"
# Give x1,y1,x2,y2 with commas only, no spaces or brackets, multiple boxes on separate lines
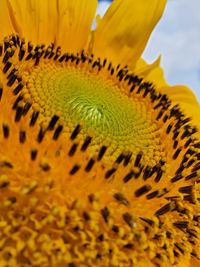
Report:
92,0,167,68
56,0,98,52
0,0,58,44
135,59,200,131
145,61,168,88
1,0,97,51
135,57,161,76
0,0,16,39
159,85,200,131
135,56,168,88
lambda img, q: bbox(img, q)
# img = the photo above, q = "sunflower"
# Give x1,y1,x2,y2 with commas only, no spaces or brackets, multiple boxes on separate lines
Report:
0,0,200,266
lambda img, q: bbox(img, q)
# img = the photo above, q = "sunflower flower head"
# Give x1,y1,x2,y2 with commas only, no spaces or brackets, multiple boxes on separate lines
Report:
0,0,200,267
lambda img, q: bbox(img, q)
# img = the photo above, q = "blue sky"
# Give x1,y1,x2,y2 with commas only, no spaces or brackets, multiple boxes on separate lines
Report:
97,0,200,102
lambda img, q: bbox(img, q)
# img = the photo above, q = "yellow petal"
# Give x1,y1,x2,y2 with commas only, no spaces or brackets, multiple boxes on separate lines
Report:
0,0,16,39
159,85,200,131
0,0,97,51
0,0,58,44
135,56,168,88
56,0,97,52
144,60,169,89
92,0,167,68
135,58,200,131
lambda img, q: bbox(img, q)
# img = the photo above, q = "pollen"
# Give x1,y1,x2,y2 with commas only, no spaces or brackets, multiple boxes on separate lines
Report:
0,34,200,267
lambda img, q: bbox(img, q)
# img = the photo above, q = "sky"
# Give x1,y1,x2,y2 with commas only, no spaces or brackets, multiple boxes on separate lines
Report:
97,0,200,102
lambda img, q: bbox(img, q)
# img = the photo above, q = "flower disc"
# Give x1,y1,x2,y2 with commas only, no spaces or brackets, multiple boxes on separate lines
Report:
0,35,199,267
22,61,163,161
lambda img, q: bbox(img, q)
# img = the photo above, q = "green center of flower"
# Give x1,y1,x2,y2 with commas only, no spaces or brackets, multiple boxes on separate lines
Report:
24,63,161,159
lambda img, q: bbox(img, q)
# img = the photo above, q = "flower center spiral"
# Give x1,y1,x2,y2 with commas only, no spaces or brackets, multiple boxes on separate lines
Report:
25,63,159,157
